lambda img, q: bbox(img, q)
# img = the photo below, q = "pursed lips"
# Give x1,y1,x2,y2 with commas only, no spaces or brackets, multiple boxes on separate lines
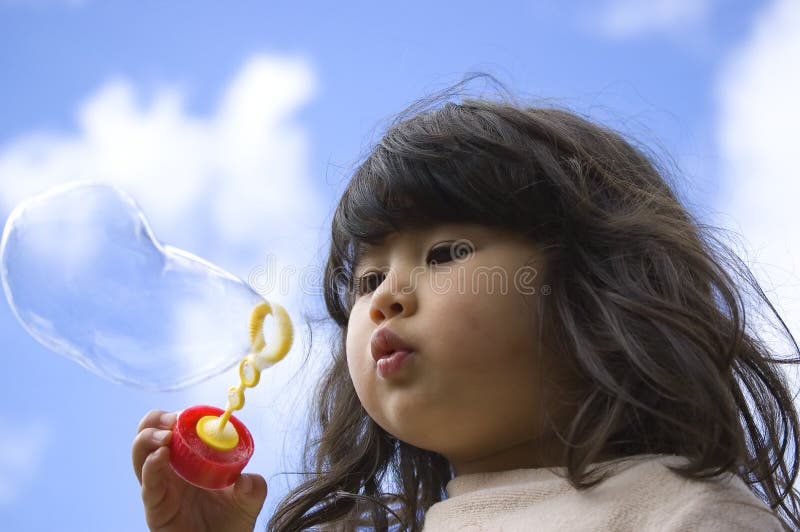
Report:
370,327,414,362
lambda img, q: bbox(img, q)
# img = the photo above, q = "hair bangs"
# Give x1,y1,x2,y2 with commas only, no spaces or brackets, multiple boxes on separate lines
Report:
333,116,548,272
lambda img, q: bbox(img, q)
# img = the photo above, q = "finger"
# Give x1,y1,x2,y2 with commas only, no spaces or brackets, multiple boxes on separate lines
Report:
232,474,268,522
141,446,172,509
137,410,178,434
132,427,173,485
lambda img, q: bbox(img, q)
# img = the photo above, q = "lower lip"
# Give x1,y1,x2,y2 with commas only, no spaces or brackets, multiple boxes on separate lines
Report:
376,350,413,379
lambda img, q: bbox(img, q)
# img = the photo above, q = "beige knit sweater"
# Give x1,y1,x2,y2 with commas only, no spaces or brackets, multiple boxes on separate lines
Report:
421,454,784,531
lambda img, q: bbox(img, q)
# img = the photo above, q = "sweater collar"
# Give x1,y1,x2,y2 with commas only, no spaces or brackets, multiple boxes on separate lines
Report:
445,453,671,498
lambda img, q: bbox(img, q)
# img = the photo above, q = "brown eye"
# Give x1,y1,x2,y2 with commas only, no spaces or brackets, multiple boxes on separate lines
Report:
427,240,474,265
354,271,385,295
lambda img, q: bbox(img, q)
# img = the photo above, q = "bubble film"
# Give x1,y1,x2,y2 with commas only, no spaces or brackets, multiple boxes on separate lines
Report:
1,182,267,390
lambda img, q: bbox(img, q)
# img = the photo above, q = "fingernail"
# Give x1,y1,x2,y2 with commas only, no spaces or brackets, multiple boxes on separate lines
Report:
153,429,171,443
160,412,177,426
239,475,252,494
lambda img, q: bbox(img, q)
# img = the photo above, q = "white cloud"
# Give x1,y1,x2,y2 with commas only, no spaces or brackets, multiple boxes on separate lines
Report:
3,18,321,354
0,53,334,511
210,57,321,250
0,419,48,505
0,54,329,390
592,0,716,38
714,0,800,360
0,54,324,273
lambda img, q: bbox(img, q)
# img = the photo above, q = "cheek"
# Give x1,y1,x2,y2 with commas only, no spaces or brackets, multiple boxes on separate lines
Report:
345,306,373,395
431,291,538,372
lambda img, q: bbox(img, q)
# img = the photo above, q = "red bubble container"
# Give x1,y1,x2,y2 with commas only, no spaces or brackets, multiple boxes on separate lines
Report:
169,405,254,490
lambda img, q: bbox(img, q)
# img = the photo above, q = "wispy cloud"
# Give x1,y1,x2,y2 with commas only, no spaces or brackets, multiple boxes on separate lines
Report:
714,0,800,360
0,419,48,505
590,0,717,39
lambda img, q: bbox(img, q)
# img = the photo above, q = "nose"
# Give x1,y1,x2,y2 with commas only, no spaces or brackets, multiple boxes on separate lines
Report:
369,270,417,324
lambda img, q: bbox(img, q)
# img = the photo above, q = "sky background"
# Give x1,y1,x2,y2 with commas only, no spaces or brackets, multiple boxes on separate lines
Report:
1,0,799,530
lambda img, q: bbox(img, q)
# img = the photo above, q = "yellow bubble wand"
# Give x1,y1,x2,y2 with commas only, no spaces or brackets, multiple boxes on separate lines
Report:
195,301,293,450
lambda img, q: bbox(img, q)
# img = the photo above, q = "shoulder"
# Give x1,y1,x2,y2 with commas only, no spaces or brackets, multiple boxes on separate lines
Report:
422,455,785,531
606,455,784,531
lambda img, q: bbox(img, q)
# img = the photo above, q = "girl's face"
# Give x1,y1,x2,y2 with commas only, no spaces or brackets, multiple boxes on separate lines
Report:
346,223,574,475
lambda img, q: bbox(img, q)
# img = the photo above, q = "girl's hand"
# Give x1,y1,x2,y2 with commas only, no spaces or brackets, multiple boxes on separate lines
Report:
132,410,268,532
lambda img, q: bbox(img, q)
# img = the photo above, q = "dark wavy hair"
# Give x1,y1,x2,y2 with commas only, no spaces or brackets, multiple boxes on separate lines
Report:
267,85,800,530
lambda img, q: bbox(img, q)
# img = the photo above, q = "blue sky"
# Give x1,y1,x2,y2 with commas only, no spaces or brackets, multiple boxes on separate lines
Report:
1,1,799,530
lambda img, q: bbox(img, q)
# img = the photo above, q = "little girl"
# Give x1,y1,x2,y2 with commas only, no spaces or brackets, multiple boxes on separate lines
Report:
132,90,800,531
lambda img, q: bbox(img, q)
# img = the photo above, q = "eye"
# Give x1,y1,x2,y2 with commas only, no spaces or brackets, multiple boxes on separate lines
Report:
427,240,474,265
354,271,386,295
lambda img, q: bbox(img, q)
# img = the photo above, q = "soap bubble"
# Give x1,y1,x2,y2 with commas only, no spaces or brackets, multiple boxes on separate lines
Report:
1,182,271,391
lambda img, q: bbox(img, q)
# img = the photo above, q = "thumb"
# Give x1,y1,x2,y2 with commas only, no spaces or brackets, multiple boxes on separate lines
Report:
233,473,268,520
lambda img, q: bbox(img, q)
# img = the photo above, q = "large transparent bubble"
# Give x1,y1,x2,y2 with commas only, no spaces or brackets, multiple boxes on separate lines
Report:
1,182,270,391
